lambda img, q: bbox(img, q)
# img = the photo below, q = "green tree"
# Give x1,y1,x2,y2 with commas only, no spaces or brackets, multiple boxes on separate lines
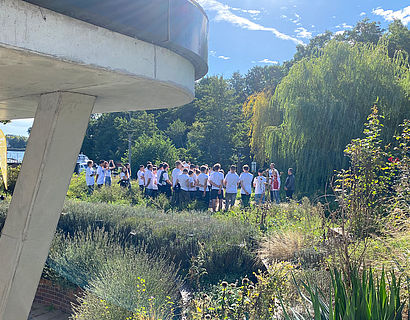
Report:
81,112,158,163
187,76,243,169
290,31,333,64
165,119,188,148
81,113,123,161
343,18,384,45
257,41,409,195
244,65,285,95
6,135,27,149
129,134,179,173
385,19,410,57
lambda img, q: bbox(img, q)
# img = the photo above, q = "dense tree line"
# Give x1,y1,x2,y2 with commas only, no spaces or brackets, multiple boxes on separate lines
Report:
6,135,27,149
80,19,410,196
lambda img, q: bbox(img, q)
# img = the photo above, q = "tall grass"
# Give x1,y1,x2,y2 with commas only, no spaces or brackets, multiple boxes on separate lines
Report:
282,268,406,320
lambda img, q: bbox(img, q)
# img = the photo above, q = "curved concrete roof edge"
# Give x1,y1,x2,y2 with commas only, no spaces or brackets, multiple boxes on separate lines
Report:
23,0,209,80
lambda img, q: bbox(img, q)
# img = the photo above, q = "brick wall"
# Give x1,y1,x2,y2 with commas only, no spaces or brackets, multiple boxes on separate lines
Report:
33,279,83,314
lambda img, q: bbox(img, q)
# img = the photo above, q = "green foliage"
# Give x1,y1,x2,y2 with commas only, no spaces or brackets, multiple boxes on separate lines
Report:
282,268,406,320
188,263,297,320
0,165,20,194
335,106,396,236
66,173,88,199
342,18,384,45
219,198,323,237
55,201,260,287
129,134,179,169
187,76,244,168
51,228,179,319
261,41,409,194
5,134,27,148
165,119,188,149
385,20,410,58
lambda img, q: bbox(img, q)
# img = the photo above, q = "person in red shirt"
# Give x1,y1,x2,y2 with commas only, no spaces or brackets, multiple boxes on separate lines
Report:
270,169,281,204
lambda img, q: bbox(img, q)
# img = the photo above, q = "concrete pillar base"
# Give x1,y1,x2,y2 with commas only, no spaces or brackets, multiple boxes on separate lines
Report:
0,92,95,320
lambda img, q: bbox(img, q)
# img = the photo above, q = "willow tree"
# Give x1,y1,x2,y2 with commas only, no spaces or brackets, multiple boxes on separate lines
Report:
244,91,275,164
258,41,409,195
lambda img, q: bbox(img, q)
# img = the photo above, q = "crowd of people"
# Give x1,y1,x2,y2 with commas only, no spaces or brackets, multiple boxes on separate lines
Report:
85,159,296,211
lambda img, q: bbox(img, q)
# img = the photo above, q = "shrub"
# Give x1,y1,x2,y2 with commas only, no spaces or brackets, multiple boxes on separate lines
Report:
50,228,180,319
188,262,299,320
88,182,145,206
66,173,88,199
129,134,179,171
56,201,261,287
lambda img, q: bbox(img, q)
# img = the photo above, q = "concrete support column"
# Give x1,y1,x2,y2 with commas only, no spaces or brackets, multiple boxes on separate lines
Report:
0,92,95,320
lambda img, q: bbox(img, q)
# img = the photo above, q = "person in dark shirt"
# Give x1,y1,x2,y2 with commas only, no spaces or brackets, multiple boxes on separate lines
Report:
284,168,295,200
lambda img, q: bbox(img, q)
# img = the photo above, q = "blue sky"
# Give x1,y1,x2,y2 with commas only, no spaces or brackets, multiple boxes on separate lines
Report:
1,1,408,137
200,0,409,75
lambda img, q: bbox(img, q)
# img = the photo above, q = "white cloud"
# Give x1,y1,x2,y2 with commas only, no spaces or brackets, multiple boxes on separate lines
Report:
197,0,304,44
372,6,410,25
258,59,279,64
218,55,231,60
209,50,217,57
336,22,353,29
360,12,366,16
231,7,261,19
290,12,301,24
335,30,345,35
295,27,312,39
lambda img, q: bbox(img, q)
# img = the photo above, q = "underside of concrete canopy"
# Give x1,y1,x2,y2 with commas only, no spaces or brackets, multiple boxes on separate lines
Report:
0,0,208,120
0,1,208,319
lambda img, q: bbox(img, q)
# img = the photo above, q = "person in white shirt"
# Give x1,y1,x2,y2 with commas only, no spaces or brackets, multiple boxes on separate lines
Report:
176,168,190,207
239,165,253,208
196,166,209,209
224,165,240,211
144,164,155,197
137,165,145,192
253,169,268,205
119,165,130,188
188,170,197,200
268,163,281,203
85,160,95,195
152,166,159,198
171,161,183,205
95,160,106,188
104,160,116,187
209,163,224,212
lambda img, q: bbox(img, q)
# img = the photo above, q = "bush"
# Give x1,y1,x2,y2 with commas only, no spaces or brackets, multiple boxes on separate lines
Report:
50,228,180,319
188,262,299,320
55,201,261,287
66,173,88,199
129,134,179,170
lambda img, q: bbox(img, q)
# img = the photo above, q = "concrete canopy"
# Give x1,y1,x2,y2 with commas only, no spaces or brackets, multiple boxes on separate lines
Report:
0,0,209,120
